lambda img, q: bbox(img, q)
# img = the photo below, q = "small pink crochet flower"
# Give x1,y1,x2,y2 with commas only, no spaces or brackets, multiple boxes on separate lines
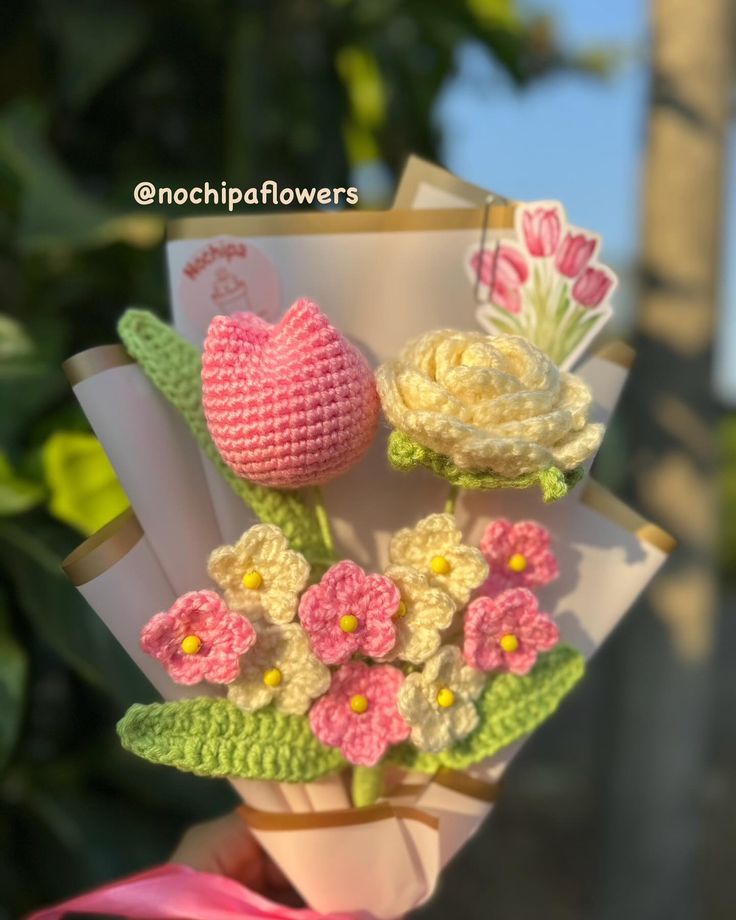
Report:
309,661,410,766
464,588,559,675
479,519,559,596
140,590,256,685
298,561,399,664
201,298,379,488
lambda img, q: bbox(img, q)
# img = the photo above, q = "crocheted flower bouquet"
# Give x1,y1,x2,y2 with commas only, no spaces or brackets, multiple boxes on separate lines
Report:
115,297,597,796
58,188,672,920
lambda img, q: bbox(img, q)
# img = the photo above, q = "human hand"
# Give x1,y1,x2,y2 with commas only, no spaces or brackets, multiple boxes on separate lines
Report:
171,810,300,904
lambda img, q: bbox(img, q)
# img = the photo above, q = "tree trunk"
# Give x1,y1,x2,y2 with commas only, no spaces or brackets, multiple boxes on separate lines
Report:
597,2,732,919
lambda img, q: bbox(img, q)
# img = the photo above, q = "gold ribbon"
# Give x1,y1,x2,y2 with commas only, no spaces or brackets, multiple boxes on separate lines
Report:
168,205,514,241
62,507,142,586
238,801,439,832
63,344,134,385
430,768,502,803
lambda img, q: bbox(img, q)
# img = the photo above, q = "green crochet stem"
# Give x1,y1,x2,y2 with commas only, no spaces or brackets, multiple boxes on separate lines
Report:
387,645,585,774
117,309,330,563
117,697,345,782
387,431,583,503
351,764,385,808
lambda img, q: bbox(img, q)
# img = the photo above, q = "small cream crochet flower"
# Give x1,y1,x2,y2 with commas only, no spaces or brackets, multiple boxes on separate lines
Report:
376,330,603,478
389,513,488,605
383,565,456,664
227,622,330,715
397,646,485,752
208,524,309,623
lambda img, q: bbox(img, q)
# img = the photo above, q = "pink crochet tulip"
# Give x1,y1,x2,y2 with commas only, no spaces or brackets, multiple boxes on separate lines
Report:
298,561,399,665
479,519,559,596
464,588,559,675
140,590,255,685
572,266,614,307
521,206,561,257
309,661,410,766
201,298,380,488
470,245,529,314
555,232,597,278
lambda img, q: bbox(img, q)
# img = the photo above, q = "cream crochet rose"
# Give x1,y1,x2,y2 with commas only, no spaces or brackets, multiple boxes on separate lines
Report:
376,330,603,478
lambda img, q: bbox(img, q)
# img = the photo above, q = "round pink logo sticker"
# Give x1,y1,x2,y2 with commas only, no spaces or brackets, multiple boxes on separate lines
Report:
178,237,282,338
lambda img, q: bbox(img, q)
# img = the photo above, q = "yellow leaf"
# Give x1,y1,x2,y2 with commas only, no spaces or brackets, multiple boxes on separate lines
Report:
335,47,386,130
466,0,521,29
42,431,129,536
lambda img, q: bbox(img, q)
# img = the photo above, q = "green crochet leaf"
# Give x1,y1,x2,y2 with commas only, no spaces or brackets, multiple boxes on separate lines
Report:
117,697,345,782
117,309,329,563
388,645,585,774
387,430,583,503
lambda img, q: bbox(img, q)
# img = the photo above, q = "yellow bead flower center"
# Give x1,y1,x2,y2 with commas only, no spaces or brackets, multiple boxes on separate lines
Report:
242,570,263,590
394,600,408,619
263,667,282,688
180,635,202,655
507,553,527,573
500,634,519,653
350,694,369,714
436,687,455,708
339,613,359,633
430,555,452,576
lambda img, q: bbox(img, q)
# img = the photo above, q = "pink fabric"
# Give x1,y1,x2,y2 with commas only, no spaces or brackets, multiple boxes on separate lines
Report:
298,561,399,664
140,590,255,684
572,266,614,307
554,232,597,278
309,661,410,766
26,863,357,920
521,206,561,257
201,298,379,489
478,519,559,596
464,588,559,675
469,244,529,314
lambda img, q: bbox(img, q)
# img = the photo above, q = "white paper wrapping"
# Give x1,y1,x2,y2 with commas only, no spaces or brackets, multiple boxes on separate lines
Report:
61,509,211,701
65,348,222,595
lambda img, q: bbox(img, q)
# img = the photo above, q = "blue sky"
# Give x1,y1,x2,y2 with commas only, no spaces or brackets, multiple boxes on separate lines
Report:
437,0,735,402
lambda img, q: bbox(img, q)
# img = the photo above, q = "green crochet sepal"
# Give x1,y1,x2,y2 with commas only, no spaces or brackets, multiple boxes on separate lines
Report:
117,309,329,563
387,645,584,774
117,697,345,782
387,431,583,503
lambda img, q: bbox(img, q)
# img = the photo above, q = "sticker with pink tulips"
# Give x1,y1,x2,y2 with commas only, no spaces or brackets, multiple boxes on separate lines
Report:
467,201,618,369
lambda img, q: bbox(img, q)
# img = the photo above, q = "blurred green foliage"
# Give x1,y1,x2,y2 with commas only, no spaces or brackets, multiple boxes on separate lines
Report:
0,1,601,914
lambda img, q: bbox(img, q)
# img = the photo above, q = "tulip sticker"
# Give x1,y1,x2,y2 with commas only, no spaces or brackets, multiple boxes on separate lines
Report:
468,200,617,369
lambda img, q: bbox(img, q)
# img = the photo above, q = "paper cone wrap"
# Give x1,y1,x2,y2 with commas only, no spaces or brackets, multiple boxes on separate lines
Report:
239,802,440,919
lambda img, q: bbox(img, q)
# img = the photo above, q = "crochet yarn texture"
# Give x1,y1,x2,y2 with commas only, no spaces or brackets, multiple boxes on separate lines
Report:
117,309,329,563
117,697,345,782
201,299,379,488
377,330,603,480
389,644,584,773
388,431,583,502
